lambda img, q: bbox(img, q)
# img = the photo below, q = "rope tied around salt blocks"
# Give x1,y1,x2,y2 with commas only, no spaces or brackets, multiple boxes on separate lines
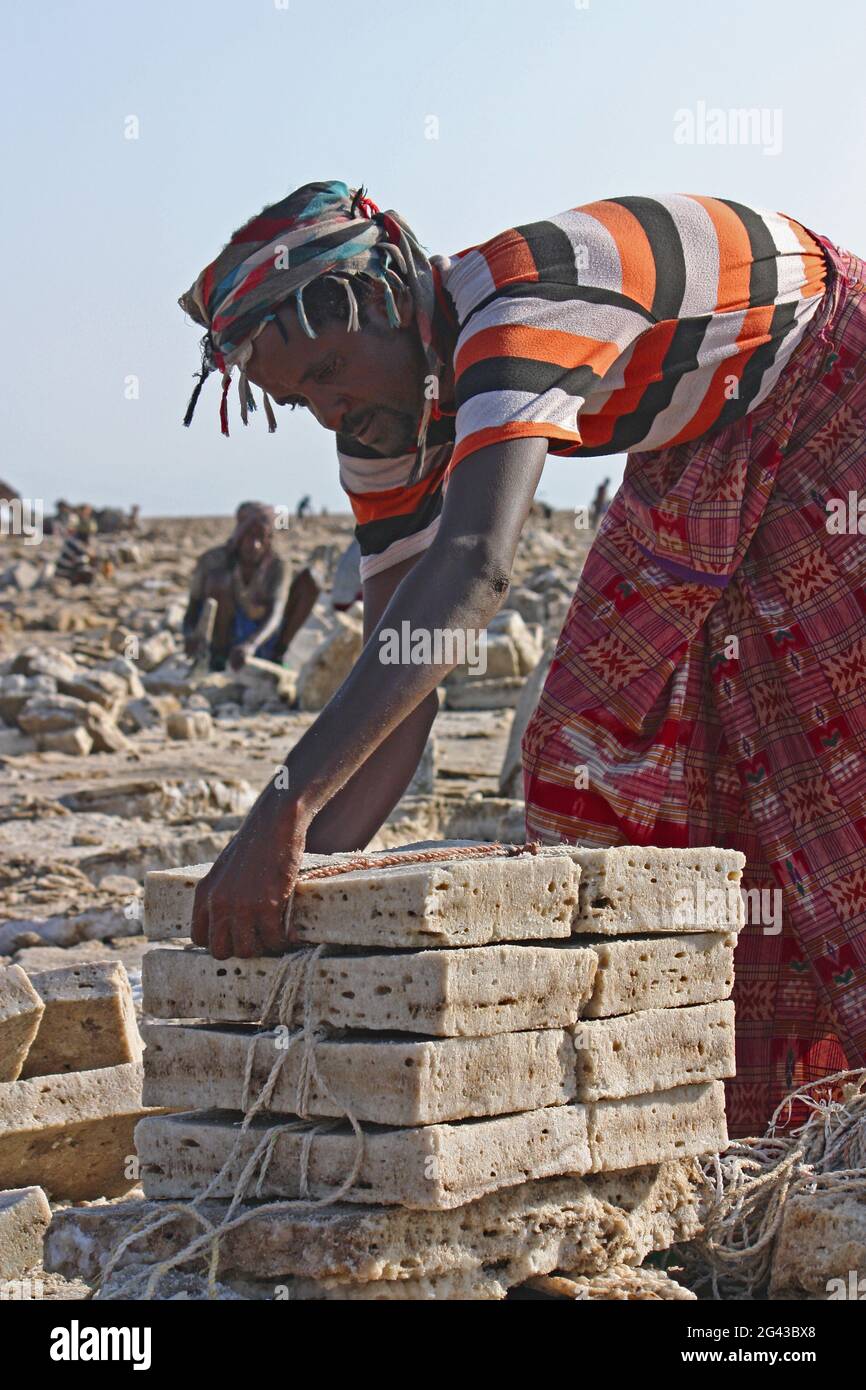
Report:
675,1066,866,1299
98,841,544,1299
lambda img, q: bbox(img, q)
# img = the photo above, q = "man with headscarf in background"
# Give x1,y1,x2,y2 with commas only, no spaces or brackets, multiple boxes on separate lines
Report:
183,501,318,671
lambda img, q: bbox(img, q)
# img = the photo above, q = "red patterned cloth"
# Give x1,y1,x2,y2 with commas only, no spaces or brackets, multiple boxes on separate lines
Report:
523,238,866,1137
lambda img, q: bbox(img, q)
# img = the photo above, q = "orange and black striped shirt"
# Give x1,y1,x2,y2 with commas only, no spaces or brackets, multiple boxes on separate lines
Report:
338,195,827,579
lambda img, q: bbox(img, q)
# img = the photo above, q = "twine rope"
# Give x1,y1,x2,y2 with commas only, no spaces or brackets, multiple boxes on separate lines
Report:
676,1067,866,1300
98,842,543,1299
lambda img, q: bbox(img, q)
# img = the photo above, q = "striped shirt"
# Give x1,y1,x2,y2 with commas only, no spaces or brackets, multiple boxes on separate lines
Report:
338,195,827,580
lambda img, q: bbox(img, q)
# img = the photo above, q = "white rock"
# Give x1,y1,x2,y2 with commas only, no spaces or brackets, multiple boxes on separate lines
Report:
296,613,363,711
0,1186,51,1280
37,726,94,757
0,967,45,1082
166,710,213,741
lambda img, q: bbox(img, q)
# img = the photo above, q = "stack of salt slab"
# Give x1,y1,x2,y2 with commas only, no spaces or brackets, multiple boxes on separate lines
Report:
0,961,145,1286
47,843,743,1300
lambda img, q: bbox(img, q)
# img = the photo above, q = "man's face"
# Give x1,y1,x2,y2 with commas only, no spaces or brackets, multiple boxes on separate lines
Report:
245,289,428,456
238,518,270,564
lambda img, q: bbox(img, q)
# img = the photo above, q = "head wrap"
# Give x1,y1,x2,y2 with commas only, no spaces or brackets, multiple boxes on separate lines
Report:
228,501,276,550
178,180,439,480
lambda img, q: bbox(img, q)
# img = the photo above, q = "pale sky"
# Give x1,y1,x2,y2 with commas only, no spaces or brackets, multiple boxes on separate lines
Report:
3,0,864,517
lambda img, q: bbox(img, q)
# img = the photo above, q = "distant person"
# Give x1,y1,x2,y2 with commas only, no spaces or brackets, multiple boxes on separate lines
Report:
330,537,362,611
56,532,96,585
95,503,141,534
75,504,98,539
296,494,312,519
183,502,319,671
590,478,611,529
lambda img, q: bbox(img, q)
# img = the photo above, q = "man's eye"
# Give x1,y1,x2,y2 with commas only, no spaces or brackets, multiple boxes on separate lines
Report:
315,358,339,384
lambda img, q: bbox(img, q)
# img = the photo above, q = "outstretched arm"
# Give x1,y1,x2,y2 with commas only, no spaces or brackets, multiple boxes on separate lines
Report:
304,554,438,853
182,559,206,655
192,435,547,958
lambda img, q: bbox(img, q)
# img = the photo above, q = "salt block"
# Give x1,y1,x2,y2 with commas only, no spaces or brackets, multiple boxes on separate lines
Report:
446,677,523,710
21,961,142,1078
141,1022,575,1125
589,1082,727,1173
136,1086,724,1209
144,864,206,940
142,941,598,1036
565,846,745,934
584,932,735,1018
571,1001,736,1101
769,1192,866,1299
143,849,443,941
0,1063,147,1200
0,966,44,1082
526,1265,696,1300
166,709,213,742
38,725,94,757
0,1186,52,1280
136,1104,592,1209
144,850,579,949
268,1269,511,1299
45,1160,703,1286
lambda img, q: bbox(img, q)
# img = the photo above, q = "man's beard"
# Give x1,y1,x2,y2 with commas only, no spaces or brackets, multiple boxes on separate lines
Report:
354,405,420,456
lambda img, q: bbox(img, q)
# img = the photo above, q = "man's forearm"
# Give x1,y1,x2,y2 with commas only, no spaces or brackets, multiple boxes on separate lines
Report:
242,572,291,652
182,597,202,642
189,439,547,959
305,688,439,851
282,536,506,825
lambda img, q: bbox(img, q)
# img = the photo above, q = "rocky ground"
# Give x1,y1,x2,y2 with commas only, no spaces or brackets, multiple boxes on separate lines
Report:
3,512,862,1305
0,508,590,974
0,507,592,1298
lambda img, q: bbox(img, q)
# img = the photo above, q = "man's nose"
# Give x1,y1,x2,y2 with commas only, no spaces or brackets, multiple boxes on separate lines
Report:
309,394,349,434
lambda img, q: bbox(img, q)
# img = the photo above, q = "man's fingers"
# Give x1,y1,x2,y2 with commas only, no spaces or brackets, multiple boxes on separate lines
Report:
283,891,300,945
256,902,288,955
209,912,234,961
191,882,211,948
281,849,305,947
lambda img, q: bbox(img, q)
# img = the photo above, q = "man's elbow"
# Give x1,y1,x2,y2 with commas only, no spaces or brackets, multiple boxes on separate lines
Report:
473,555,511,621
434,535,513,622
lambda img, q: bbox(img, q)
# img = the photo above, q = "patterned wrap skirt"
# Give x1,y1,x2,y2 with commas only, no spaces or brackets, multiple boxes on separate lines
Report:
522,237,866,1137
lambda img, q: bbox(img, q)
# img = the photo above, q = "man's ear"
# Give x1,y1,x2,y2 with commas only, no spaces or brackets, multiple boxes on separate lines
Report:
365,279,415,332
394,281,415,330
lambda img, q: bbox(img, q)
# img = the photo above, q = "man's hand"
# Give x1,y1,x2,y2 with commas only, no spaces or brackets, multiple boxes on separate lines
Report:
190,438,547,959
191,783,308,958
228,641,254,671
